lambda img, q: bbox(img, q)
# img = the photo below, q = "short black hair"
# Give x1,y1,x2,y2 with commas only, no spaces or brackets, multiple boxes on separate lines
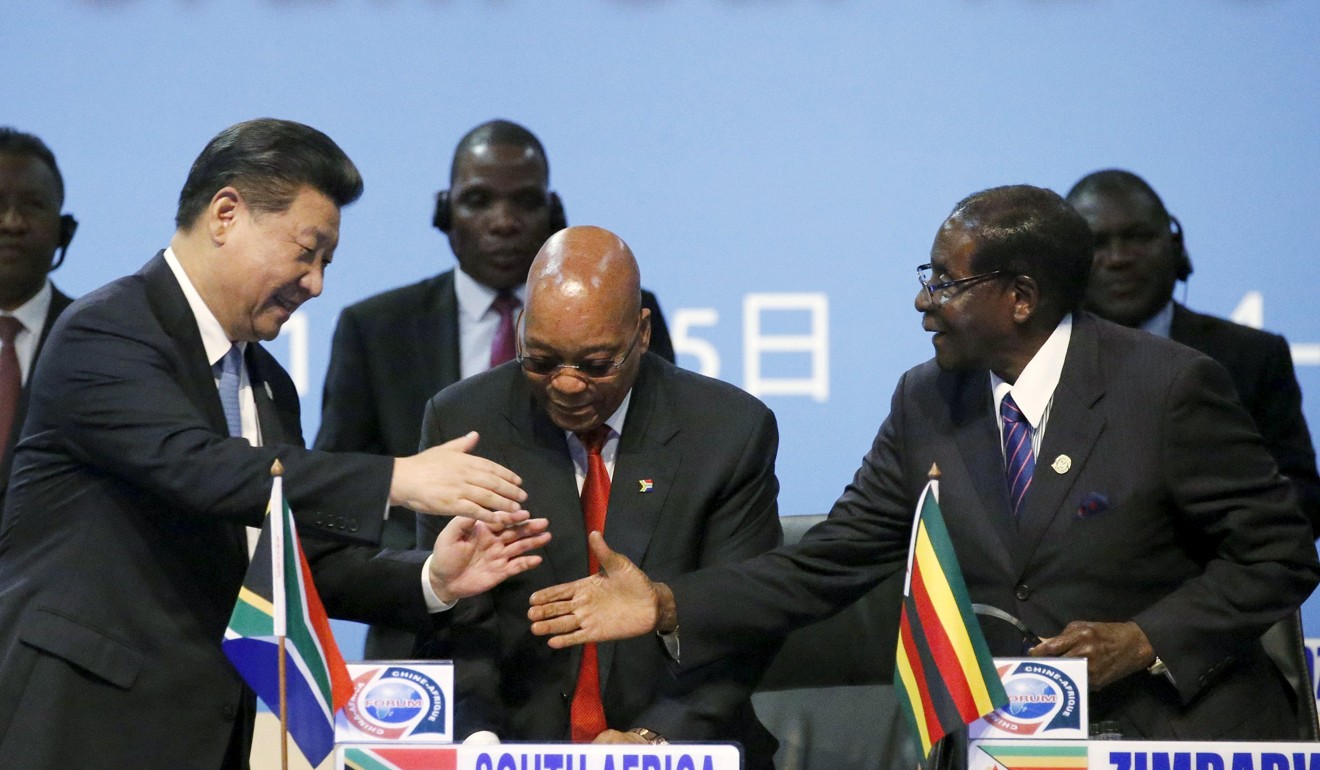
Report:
951,185,1094,317
0,127,65,203
450,119,549,184
1065,169,1170,220
175,118,363,231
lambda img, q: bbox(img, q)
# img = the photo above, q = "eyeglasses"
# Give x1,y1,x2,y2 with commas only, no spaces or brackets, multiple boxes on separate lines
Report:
917,263,1006,304
516,320,643,379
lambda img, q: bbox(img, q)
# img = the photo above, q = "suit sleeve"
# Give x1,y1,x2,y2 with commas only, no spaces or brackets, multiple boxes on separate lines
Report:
628,406,783,740
1250,335,1320,536
668,373,915,673
33,298,393,543
1134,355,1320,702
415,396,507,736
314,305,384,453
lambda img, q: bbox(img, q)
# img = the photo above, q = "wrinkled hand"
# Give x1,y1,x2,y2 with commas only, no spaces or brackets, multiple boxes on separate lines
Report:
528,532,666,648
392,432,528,526
428,515,551,604
1029,620,1156,689
593,729,649,745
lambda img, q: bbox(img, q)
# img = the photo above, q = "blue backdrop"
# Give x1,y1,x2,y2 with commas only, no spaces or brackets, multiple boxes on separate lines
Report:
7,0,1318,650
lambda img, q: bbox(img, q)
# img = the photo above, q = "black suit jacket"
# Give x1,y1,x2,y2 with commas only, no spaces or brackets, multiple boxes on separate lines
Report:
416,354,782,769
0,284,73,512
0,254,429,768
315,268,675,549
1169,303,1320,534
669,313,1320,740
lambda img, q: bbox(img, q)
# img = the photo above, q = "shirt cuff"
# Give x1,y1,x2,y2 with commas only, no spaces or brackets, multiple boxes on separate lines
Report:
421,554,458,614
464,731,501,745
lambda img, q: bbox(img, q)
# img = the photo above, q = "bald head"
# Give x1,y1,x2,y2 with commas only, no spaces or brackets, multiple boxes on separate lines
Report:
520,226,651,433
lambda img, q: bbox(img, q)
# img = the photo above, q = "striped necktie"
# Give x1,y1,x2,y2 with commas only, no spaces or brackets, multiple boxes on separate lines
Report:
1000,394,1034,516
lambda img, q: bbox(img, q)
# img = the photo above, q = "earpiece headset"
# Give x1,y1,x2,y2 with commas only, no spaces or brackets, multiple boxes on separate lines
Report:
432,190,567,233
49,213,77,272
1169,215,1192,281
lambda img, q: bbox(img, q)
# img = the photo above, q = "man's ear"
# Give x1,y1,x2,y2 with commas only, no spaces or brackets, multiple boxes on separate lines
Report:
207,187,243,244
638,307,652,354
1010,275,1040,324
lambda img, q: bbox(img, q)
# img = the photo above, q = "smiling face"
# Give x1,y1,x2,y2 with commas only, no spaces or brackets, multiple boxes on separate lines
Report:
0,154,63,310
520,227,650,434
447,142,557,291
1072,187,1179,328
915,218,1017,374
208,186,340,342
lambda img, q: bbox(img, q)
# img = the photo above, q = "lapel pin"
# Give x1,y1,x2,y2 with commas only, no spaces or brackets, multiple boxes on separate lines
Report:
1051,454,1072,474
638,479,654,493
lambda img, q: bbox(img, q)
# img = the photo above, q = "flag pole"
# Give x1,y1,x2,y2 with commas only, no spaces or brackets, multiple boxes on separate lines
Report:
271,460,289,770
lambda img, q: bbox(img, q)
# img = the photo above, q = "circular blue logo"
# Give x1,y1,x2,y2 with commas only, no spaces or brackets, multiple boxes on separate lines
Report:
1003,676,1058,721
361,681,426,724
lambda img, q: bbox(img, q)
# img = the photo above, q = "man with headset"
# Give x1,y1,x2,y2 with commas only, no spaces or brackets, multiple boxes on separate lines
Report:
1066,169,1320,535
316,119,675,657
0,128,77,507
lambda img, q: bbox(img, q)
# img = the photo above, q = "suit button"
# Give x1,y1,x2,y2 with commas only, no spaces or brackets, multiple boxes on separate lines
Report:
1014,584,1031,601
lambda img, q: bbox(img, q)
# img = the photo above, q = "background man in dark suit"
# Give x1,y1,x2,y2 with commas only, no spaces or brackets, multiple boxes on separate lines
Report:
1067,169,1320,534
0,118,548,770
0,128,77,507
317,119,675,657
529,186,1320,745
418,226,781,767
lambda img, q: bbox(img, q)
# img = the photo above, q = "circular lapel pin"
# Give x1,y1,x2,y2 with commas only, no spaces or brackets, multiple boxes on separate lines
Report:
1051,454,1072,474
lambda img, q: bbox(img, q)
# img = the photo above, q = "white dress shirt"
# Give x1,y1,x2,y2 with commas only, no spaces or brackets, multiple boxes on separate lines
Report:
454,268,526,378
1,280,54,386
990,314,1073,459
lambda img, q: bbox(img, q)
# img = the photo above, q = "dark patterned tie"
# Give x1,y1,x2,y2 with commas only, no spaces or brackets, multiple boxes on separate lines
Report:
212,344,244,438
0,317,24,459
489,291,521,368
570,425,611,742
1001,394,1034,516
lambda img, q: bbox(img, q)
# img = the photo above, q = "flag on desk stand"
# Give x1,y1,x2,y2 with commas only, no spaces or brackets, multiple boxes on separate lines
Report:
894,465,1007,765
223,461,352,769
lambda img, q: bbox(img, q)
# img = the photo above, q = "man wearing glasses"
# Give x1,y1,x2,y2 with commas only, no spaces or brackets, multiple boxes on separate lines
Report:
415,225,782,768
528,186,1319,748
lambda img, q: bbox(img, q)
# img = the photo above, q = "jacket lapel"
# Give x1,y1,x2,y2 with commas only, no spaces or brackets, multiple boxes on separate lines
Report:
1015,315,1106,564
597,357,680,689
946,370,1020,562
416,272,461,400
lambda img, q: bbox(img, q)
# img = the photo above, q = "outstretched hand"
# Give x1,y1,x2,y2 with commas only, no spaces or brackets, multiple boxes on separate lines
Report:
527,532,666,648
1029,620,1156,689
428,515,551,604
392,432,529,526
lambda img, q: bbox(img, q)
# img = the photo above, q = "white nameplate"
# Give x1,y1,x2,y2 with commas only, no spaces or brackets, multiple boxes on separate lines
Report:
968,657,1089,741
335,662,455,743
970,739,1320,769
336,743,742,770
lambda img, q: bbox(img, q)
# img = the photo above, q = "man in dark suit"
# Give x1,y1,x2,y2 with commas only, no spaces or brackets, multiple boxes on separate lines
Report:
0,119,547,770
1066,169,1320,534
529,186,1320,744
0,128,77,508
418,226,781,767
317,119,675,657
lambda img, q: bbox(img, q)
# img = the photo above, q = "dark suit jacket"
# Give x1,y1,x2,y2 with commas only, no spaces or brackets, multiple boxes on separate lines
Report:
0,283,73,512
416,354,782,769
1169,303,1320,534
0,254,430,769
315,268,675,549
669,313,1320,741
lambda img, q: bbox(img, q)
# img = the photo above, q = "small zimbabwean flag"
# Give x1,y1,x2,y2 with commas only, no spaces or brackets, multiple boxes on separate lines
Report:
895,474,1008,764
977,743,1089,769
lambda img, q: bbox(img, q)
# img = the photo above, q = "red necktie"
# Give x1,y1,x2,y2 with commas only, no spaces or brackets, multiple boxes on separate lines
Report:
570,426,611,742
0,317,24,460
489,292,520,368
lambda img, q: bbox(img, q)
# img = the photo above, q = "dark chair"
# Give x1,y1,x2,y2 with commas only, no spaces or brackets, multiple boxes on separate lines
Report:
1261,610,1320,740
750,514,918,770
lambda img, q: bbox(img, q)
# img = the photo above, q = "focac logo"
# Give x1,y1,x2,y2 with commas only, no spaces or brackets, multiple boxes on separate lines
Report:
983,661,1081,736
341,666,447,739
